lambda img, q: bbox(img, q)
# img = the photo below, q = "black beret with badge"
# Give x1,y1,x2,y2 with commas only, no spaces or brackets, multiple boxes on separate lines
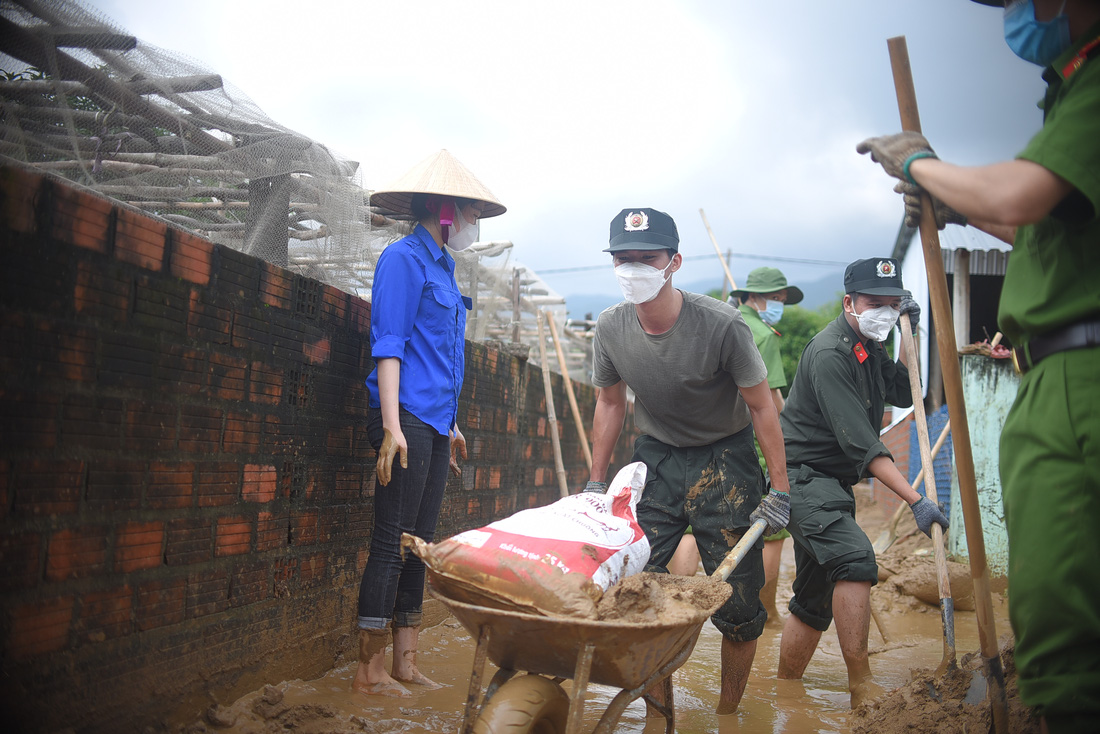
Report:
843,257,911,297
605,208,680,253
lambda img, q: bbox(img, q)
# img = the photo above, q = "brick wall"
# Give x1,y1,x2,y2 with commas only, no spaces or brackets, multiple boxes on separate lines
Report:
0,165,635,733
873,411,913,516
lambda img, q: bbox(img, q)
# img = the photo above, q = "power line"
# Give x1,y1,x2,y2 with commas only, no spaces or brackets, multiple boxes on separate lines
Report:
538,251,847,275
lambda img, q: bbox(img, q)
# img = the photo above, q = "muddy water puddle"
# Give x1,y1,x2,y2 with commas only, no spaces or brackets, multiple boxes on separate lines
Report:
184,497,1011,733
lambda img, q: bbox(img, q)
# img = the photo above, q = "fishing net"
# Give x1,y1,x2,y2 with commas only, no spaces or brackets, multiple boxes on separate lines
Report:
0,0,590,378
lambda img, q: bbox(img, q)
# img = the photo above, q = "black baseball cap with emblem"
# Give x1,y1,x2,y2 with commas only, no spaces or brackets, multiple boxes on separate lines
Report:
605,207,680,253
844,257,911,297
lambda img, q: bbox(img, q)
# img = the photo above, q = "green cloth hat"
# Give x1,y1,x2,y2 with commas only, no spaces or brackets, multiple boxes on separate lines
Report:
843,257,911,297
730,267,804,304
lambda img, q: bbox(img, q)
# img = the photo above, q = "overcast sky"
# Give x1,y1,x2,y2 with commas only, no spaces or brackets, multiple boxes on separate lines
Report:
86,0,1046,312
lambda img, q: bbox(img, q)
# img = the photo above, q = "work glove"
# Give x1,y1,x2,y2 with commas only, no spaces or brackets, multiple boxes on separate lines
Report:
893,181,968,230
898,295,921,335
375,427,407,487
582,481,607,494
910,497,949,538
749,489,790,537
856,131,937,184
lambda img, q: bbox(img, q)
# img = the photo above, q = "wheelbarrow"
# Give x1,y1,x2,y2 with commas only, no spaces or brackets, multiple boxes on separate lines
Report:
433,518,767,734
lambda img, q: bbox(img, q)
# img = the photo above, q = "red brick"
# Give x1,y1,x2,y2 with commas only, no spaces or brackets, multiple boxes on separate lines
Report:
303,336,330,366
0,531,41,591
196,463,238,507
114,207,166,271
299,553,327,587
209,352,247,401
178,404,222,454
248,361,282,404
159,345,206,396
215,515,252,557
135,577,186,631
229,562,267,606
290,510,318,546
115,521,164,572
256,511,288,552
147,462,194,509
46,526,108,582
79,585,132,642
187,567,229,618
327,425,352,454
187,290,231,344
165,517,211,565
321,285,347,323
170,230,213,285
334,469,363,502
86,460,144,511
123,401,177,452
49,182,114,253
242,464,276,503
349,298,370,334
74,260,129,322
259,262,292,309
223,411,261,453
7,595,74,660
13,459,84,516
61,394,123,451
0,166,42,233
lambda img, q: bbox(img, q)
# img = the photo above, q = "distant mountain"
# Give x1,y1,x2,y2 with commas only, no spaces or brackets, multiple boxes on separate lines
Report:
562,269,845,321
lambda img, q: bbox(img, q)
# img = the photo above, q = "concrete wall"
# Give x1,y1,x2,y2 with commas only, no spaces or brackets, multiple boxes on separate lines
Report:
947,355,1017,577
0,165,637,733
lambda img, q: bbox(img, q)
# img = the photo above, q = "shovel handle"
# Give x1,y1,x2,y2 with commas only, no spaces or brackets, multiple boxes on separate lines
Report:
712,518,768,582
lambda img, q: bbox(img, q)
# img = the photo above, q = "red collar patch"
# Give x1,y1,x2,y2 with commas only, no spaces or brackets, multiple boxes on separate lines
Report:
853,341,868,364
1063,35,1100,79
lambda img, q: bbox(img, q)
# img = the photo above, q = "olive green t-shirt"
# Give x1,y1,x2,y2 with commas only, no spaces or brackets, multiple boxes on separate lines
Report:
592,291,767,448
1000,22,1100,345
738,303,787,390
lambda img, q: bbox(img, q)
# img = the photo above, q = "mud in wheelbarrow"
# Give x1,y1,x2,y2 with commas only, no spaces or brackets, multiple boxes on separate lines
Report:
431,572,732,734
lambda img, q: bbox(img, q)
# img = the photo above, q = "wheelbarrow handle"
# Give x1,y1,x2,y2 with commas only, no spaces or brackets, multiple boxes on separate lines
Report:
712,518,767,582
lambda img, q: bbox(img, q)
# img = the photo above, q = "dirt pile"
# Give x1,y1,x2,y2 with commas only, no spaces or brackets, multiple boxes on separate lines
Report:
876,550,977,611
852,640,1040,734
596,572,730,624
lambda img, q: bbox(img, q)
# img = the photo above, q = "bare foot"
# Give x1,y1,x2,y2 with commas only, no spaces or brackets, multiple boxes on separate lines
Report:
849,677,886,709
353,663,411,698
393,670,445,690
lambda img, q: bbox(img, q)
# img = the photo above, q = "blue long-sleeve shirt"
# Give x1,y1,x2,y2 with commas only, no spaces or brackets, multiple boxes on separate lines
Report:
366,225,471,436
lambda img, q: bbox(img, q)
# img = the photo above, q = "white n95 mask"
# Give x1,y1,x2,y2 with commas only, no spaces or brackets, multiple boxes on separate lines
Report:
615,261,673,304
854,305,899,342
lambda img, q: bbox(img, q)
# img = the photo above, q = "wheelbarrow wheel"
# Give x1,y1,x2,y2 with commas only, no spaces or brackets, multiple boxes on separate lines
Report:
472,674,569,734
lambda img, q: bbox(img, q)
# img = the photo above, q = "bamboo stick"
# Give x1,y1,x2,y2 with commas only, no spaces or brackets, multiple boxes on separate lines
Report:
537,311,570,498
545,311,593,471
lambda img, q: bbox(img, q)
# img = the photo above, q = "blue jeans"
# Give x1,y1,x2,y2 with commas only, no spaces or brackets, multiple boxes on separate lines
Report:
357,408,450,630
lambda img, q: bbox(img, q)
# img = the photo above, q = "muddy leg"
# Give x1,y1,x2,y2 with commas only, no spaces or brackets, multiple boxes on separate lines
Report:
392,625,444,689
777,613,822,679
716,637,757,715
760,539,784,625
832,580,885,709
353,628,411,698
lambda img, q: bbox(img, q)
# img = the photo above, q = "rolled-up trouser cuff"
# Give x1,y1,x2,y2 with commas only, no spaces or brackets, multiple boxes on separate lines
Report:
787,597,833,633
711,604,767,642
358,616,389,631
393,610,423,628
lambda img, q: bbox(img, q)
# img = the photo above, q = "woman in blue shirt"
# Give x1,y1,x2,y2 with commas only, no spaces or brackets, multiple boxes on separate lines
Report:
354,150,505,697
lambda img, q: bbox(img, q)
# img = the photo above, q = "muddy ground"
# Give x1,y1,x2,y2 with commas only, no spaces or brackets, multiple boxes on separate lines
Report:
171,483,1036,733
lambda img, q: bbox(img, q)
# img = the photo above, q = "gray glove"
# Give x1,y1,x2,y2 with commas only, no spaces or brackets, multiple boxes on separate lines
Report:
582,481,607,494
749,489,790,537
910,497,949,537
898,295,921,335
893,181,968,230
856,131,937,184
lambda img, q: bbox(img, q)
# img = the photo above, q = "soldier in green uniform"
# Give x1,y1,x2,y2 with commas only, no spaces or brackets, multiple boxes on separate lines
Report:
857,2,1100,729
775,258,948,709
730,267,804,623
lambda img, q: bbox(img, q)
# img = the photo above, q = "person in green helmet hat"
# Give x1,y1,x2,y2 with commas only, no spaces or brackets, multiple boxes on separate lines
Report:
729,267,804,625
857,2,1100,729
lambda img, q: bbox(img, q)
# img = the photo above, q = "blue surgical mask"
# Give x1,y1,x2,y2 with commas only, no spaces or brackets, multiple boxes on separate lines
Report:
1004,0,1071,67
759,300,784,326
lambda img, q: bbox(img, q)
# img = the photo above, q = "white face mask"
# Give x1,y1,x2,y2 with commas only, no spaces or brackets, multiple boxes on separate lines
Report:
853,304,899,342
614,260,673,304
446,204,479,252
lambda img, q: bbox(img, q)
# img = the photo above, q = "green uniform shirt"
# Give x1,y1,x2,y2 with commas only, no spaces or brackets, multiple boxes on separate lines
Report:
738,303,787,390
999,21,1100,345
780,314,912,486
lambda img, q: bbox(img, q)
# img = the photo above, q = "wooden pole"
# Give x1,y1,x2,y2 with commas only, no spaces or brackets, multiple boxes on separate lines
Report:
545,311,593,471
953,249,972,347
699,209,739,292
901,313,957,673
887,35,1008,733
536,311,570,498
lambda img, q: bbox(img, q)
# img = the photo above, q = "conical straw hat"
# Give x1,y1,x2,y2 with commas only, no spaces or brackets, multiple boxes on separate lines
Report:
370,149,506,218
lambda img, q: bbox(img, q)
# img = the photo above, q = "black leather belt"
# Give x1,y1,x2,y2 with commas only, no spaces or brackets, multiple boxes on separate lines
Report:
1012,319,1100,374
